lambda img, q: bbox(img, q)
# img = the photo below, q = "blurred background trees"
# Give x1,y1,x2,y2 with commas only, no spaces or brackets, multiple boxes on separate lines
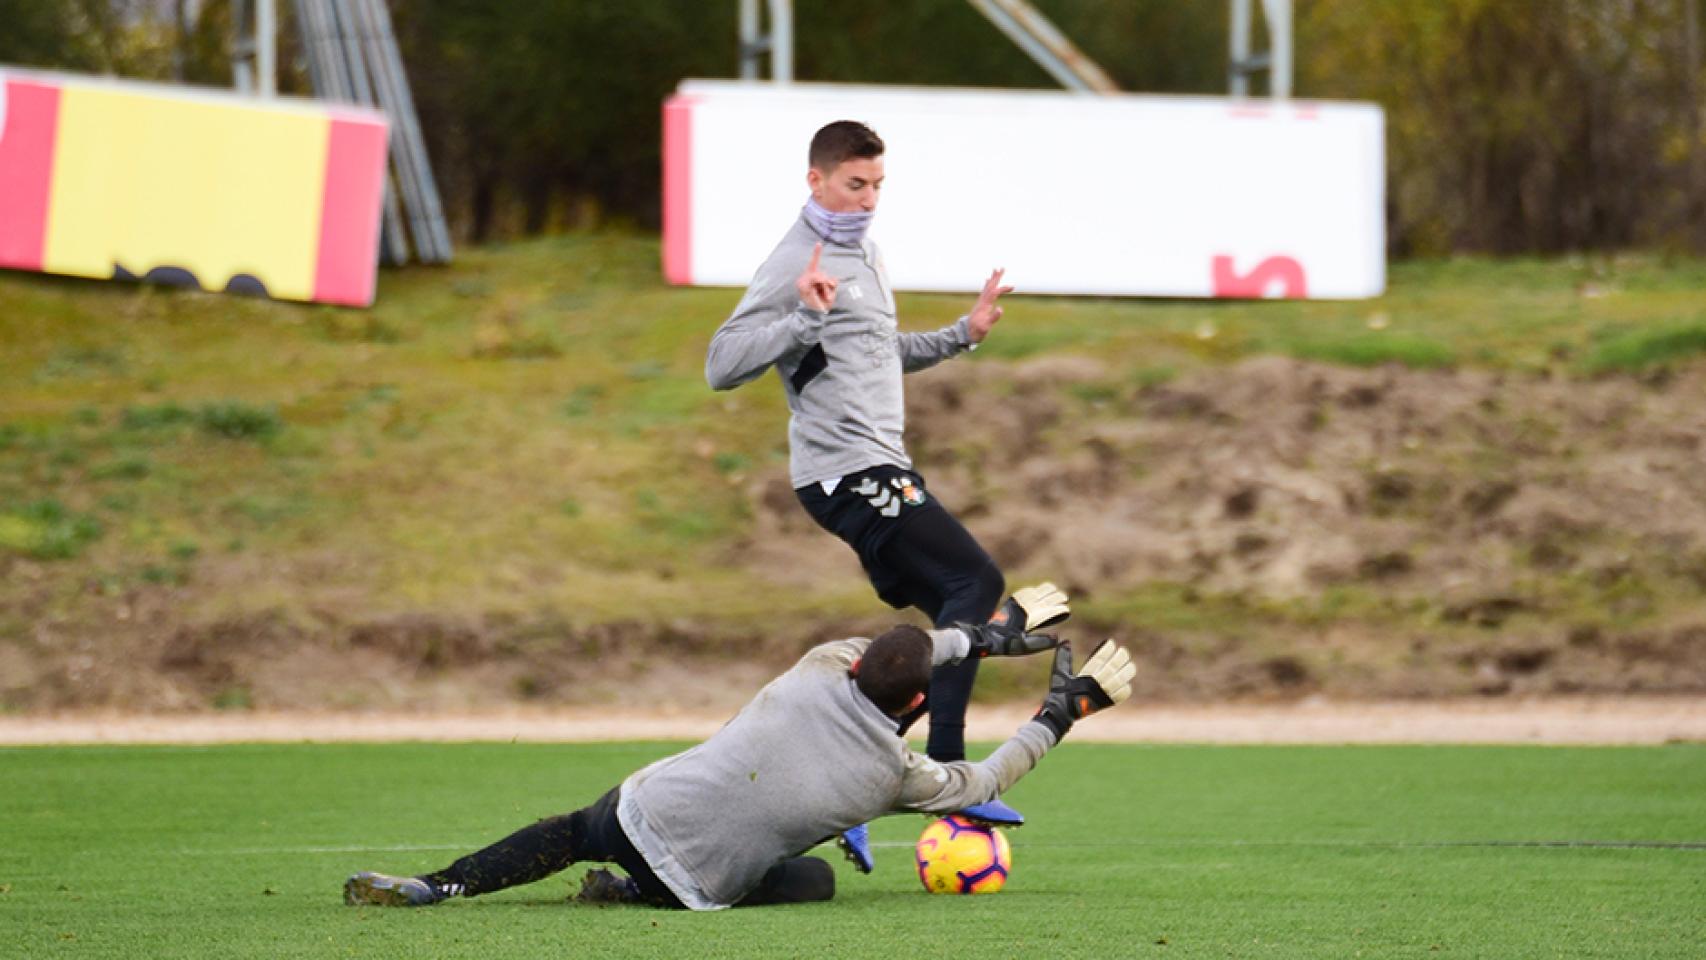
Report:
1300,0,1706,255
4,0,1703,255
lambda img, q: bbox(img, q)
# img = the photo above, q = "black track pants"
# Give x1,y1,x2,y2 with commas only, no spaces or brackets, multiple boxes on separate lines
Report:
423,788,833,909
424,787,681,906
797,466,1006,763
734,856,836,907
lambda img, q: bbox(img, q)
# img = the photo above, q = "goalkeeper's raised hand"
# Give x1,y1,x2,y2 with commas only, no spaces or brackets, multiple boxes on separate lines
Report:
961,582,1070,658
1032,640,1136,740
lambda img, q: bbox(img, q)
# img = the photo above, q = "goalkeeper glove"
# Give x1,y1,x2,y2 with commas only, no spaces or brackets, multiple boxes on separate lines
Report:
962,583,1071,658
1032,639,1136,740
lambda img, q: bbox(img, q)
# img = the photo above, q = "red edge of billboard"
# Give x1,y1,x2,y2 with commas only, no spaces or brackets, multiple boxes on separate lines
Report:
314,117,390,307
661,95,696,286
0,79,61,272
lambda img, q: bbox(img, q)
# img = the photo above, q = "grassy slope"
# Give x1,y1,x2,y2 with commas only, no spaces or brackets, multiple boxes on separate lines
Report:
2,741,1702,958
3,237,1706,702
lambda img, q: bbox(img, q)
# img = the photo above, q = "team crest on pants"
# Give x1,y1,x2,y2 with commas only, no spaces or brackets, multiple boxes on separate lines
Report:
852,475,925,517
892,476,927,506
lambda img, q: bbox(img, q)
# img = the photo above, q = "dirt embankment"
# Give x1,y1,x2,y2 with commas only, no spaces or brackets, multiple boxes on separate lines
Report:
6,356,1706,712
745,355,1706,701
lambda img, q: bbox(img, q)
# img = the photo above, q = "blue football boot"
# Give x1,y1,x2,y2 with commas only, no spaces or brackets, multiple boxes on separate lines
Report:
837,823,875,873
958,798,1025,827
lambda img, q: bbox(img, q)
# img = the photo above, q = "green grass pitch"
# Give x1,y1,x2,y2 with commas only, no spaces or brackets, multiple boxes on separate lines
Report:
4,741,1703,958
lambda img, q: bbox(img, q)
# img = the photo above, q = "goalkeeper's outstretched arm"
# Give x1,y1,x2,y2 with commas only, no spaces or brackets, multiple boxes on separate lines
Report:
894,638,1136,815
931,582,1072,663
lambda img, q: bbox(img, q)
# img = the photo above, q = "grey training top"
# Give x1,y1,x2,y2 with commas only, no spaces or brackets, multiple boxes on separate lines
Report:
705,215,974,488
617,629,1058,910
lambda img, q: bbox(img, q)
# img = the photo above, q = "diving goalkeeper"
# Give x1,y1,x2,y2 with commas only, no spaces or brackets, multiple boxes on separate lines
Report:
343,590,1135,911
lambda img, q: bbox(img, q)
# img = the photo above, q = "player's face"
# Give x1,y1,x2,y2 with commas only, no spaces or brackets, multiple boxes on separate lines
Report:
808,156,884,214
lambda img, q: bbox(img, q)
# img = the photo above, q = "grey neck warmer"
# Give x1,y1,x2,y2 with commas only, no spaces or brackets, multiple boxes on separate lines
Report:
802,197,874,245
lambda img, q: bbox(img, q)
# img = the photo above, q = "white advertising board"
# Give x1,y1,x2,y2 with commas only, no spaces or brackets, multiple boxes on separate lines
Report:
663,81,1384,300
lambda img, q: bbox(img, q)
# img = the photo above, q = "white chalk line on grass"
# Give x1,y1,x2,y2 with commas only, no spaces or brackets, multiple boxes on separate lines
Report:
177,839,1706,857
177,844,474,856
876,839,1706,851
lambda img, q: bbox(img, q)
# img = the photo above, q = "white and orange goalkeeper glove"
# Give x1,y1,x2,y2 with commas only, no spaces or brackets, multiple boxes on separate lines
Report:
962,582,1071,658
1032,639,1135,739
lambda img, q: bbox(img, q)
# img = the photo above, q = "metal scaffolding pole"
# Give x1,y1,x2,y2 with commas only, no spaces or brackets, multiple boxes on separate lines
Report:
354,0,453,262
330,0,413,266
294,0,349,101
1265,0,1292,99
1230,0,1292,99
738,0,793,83
296,0,409,265
232,0,277,97
286,0,451,266
967,0,1118,94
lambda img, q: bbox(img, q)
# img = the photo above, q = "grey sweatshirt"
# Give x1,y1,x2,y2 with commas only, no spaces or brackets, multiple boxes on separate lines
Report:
705,215,974,488
617,629,1058,910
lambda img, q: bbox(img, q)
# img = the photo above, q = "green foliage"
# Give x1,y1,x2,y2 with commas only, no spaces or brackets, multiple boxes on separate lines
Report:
210,686,253,711
88,455,151,481
395,0,739,237
15,1,1706,254
195,402,284,440
223,495,308,528
1131,365,1178,389
1289,332,1457,368
560,385,605,419
0,499,103,560
316,310,404,344
119,402,195,431
1300,0,1706,254
712,452,751,475
389,0,1242,239
1584,320,1706,373
0,0,99,69
32,345,127,382
119,401,283,440
140,563,186,586
2,742,1703,958
4,237,1706,646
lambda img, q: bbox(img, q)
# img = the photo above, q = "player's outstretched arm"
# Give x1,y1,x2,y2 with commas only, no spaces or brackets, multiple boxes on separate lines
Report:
897,636,1134,816
960,582,1069,658
896,268,1015,373
1031,640,1136,740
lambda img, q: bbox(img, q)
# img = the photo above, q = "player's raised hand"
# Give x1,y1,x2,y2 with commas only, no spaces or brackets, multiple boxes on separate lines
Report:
796,242,839,312
1032,640,1136,739
966,268,1015,343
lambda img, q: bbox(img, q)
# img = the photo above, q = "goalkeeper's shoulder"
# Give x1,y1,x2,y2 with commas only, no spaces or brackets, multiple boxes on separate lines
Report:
799,636,871,670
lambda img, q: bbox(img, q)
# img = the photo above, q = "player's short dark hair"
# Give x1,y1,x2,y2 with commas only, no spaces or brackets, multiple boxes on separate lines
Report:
809,120,884,172
855,624,932,715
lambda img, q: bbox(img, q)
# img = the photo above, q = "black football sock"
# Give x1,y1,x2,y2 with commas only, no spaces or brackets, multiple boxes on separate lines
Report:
422,812,581,898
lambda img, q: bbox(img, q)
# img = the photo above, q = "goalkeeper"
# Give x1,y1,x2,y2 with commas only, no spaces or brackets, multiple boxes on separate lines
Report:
344,591,1135,912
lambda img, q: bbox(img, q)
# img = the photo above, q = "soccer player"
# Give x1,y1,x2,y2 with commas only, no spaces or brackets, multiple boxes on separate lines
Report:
343,603,1135,911
705,120,1024,867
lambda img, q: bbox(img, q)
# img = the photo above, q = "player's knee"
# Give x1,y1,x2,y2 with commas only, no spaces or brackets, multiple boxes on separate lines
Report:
933,560,1006,628
788,856,836,902
745,855,836,906
971,561,1006,621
